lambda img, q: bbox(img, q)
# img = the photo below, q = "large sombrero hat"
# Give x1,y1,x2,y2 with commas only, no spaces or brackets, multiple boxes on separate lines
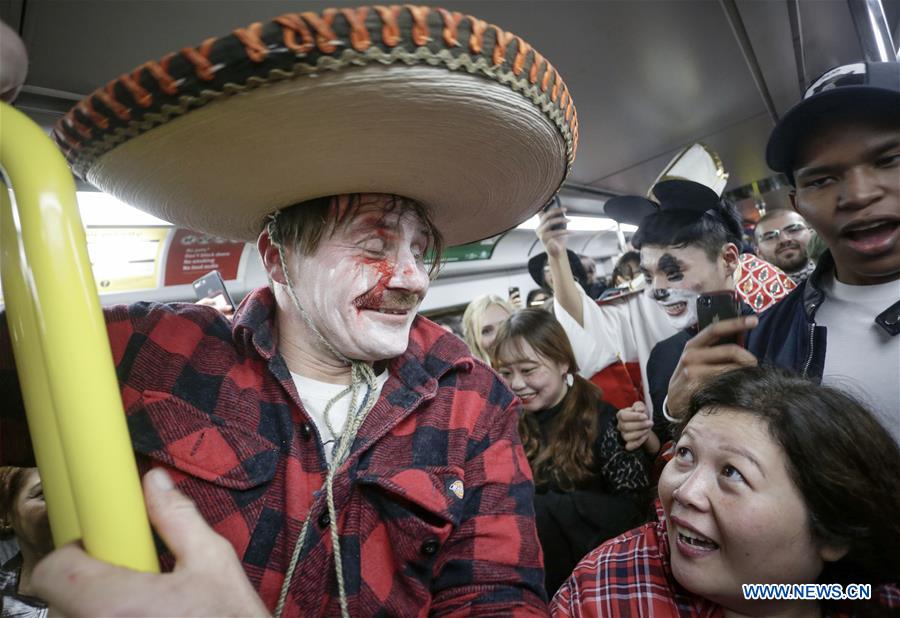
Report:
53,5,578,245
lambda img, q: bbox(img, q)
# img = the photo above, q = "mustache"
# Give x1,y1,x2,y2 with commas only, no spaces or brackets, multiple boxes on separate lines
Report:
353,290,422,310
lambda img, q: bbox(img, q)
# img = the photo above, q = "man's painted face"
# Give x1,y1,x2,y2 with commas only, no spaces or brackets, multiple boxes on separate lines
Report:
792,119,900,285
755,211,812,273
286,194,432,362
640,245,732,330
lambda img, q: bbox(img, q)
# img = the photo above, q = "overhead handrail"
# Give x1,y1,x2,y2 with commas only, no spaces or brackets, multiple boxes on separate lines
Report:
848,0,897,63
0,102,158,572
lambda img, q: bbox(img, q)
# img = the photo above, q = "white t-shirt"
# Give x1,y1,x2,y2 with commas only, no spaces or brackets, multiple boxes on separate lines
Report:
815,273,900,444
290,370,389,463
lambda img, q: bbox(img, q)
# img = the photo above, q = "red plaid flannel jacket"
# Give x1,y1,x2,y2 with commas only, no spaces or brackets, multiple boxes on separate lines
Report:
1,287,547,616
551,504,899,617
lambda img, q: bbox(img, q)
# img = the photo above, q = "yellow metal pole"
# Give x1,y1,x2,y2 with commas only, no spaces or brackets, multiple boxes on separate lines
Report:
1,184,80,547
0,102,158,572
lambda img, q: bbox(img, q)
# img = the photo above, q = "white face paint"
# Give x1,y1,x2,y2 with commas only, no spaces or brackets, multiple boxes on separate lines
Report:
286,195,432,362
640,245,733,330
645,286,699,330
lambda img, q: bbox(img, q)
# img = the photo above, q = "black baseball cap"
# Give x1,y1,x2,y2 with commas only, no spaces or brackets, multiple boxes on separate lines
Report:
766,61,900,181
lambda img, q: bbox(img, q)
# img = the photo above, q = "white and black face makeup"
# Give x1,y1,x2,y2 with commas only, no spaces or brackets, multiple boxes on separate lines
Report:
641,245,733,330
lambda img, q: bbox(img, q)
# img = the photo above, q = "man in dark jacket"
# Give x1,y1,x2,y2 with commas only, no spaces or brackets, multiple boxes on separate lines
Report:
666,61,900,444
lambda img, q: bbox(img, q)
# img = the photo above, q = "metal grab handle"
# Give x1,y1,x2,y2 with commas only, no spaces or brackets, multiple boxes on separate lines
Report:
0,102,158,572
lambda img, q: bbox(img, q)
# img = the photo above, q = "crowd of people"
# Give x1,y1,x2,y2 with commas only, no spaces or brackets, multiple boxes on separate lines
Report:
0,7,898,618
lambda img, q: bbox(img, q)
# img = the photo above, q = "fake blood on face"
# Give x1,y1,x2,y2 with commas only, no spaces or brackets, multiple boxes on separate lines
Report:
353,261,391,311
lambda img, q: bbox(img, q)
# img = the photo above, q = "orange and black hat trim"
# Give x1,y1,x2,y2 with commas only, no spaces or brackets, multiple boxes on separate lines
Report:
54,5,579,180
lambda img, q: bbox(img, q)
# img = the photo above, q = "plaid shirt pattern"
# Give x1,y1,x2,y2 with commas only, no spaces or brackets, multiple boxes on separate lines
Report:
551,504,899,617
550,503,720,617
1,287,546,616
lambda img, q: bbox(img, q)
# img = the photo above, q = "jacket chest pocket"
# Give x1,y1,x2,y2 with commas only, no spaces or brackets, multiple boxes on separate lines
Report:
128,390,278,490
356,467,463,572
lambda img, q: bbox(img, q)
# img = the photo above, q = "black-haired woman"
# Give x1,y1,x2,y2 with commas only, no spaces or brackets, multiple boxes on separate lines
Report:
552,366,900,617
491,309,650,595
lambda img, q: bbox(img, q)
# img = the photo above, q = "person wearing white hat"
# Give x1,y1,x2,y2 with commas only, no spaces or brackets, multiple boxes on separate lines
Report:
0,6,579,615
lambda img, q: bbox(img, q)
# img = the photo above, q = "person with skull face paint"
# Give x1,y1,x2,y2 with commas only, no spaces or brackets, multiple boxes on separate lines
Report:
629,188,758,451
539,179,793,457
0,6,580,616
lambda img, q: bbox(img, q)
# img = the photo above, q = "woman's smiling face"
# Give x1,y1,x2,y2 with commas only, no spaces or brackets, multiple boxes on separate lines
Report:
494,337,568,413
658,409,842,612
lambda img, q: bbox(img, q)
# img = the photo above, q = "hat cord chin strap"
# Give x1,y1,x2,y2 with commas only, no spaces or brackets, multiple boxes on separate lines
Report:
268,215,378,618
268,213,352,367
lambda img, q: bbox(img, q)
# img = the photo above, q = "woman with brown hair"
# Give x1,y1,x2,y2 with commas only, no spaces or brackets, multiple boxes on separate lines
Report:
0,466,51,617
490,308,650,595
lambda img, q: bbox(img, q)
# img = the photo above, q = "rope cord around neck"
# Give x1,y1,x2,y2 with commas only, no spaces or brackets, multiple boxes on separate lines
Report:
267,212,352,367
268,214,380,618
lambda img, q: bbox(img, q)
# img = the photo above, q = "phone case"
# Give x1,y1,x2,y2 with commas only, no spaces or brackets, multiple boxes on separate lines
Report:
192,270,235,307
696,292,740,344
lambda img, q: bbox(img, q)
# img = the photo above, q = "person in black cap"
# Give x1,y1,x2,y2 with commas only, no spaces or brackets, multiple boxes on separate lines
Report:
609,187,757,454
528,249,590,299
666,61,900,445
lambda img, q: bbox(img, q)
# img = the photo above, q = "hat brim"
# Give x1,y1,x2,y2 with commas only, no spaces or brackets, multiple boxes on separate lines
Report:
766,86,900,176
527,249,587,290
55,6,578,245
603,195,657,225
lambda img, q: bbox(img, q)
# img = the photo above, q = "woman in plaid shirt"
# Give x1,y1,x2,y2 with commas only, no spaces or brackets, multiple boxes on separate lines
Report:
552,367,900,617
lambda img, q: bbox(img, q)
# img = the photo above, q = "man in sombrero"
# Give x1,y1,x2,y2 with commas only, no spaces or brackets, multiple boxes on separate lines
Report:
0,6,578,615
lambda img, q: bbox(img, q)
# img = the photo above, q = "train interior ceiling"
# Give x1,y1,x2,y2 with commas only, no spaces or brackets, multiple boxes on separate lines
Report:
2,0,899,318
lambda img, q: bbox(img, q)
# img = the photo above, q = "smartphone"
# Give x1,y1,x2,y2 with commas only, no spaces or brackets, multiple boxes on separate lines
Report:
192,270,235,308
508,286,520,298
542,196,565,231
696,291,740,345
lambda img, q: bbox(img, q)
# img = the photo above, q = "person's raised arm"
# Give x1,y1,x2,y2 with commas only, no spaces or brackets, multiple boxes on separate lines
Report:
536,206,583,326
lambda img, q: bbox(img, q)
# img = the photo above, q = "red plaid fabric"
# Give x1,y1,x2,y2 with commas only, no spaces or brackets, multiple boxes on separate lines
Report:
550,504,720,617
735,254,796,313
1,287,546,615
551,504,899,617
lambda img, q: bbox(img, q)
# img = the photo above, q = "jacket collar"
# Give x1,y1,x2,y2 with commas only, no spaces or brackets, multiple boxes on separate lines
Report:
801,251,832,319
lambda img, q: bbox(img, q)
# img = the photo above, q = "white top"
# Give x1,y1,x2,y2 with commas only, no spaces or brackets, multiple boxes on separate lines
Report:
290,370,390,463
816,273,900,444
554,286,678,415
